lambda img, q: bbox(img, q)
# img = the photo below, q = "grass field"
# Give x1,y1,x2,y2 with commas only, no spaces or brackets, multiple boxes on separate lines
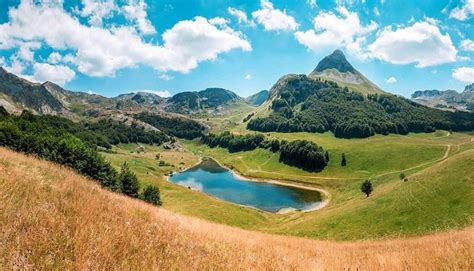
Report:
101,130,474,240
1,148,472,270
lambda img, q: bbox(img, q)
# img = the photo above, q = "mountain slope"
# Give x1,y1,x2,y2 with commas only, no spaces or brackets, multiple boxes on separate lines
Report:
1,147,471,270
248,52,474,138
0,67,68,114
246,90,269,106
411,83,474,112
165,88,245,114
308,50,385,95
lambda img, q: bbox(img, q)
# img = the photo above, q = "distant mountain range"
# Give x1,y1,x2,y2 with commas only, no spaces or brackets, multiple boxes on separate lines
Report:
411,84,474,112
0,67,258,118
247,50,474,138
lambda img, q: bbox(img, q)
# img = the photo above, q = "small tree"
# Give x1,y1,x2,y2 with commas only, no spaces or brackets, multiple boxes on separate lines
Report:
119,162,140,198
360,180,373,197
142,185,162,205
155,153,161,160
399,172,406,180
341,153,347,167
325,151,330,163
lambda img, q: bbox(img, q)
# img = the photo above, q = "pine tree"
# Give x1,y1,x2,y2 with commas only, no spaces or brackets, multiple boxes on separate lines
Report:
360,180,373,197
119,162,140,198
341,153,347,166
142,185,162,205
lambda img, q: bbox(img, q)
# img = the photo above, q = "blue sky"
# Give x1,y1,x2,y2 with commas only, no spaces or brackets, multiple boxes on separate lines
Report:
0,0,473,98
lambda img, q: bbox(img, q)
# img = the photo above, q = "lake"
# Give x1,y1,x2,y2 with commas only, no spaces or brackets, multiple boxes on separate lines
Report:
169,158,324,213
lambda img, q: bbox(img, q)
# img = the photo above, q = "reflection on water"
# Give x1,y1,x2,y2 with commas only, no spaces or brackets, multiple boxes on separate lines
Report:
170,158,323,213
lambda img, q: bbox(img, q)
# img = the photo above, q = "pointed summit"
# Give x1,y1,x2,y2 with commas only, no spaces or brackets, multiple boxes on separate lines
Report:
314,50,355,73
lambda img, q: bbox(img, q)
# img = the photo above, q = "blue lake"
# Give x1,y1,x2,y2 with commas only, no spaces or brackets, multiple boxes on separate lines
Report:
169,158,324,213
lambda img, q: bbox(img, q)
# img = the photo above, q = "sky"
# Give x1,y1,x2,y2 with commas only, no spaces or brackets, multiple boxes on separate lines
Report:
0,0,473,98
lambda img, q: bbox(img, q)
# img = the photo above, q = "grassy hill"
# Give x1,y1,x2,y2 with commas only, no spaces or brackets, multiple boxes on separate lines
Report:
100,130,474,240
1,147,472,270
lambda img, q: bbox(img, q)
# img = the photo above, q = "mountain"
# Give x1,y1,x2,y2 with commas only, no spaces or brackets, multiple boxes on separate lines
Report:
246,90,269,106
165,88,244,114
411,84,474,112
247,51,474,138
0,67,68,115
0,67,248,117
308,50,385,95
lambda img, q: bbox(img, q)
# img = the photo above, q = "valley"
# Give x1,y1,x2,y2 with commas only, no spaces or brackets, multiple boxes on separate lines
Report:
1,49,473,268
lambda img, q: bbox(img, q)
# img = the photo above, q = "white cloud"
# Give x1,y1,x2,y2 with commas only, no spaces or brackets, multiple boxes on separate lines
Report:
452,67,474,82
78,0,117,27
16,41,41,62
0,2,251,77
228,7,255,26
373,7,380,16
449,0,474,21
32,63,76,86
122,0,156,35
245,74,252,80
252,0,298,32
368,20,457,67
307,0,317,8
460,39,474,51
158,74,173,81
0,56,4,66
139,89,172,98
385,76,397,83
47,52,63,64
294,7,377,59
3,57,26,75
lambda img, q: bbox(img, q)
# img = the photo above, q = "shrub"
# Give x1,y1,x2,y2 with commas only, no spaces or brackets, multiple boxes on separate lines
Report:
142,185,162,205
118,162,140,198
360,180,373,197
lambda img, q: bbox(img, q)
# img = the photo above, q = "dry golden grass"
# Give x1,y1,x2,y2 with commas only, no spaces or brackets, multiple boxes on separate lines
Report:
0,147,472,270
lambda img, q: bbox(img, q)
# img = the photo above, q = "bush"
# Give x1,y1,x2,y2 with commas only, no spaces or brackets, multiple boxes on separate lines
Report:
142,185,162,205
118,162,140,198
360,180,373,197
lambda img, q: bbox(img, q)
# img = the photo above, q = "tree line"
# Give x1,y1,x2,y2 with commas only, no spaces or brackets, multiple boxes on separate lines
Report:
201,131,328,171
247,80,474,138
136,112,205,139
0,109,161,205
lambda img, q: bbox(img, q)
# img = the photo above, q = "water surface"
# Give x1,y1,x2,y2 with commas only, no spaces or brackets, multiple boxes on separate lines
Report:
169,158,323,213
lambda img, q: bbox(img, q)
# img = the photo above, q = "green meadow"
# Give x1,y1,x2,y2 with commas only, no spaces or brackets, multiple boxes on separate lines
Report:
102,130,474,240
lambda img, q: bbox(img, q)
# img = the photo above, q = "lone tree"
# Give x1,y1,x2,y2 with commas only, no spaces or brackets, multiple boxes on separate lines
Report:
119,162,140,198
360,180,373,197
142,185,162,206
325,151,330,163
341,153,347,167
399,172,406,180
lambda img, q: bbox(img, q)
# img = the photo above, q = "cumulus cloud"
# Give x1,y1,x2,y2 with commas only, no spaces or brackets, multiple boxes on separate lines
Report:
244,74,252,80
460,39,474,51
32,63,76,86
122,0,156,35
368,20,457,67
47,52,63,64
452,67,474,82
385,76,397,83
294,7,377,59
78,0,117,27
252,0,298,32
228,7,255,26
449,0,474,21
139,89,172,98
0,1,251,77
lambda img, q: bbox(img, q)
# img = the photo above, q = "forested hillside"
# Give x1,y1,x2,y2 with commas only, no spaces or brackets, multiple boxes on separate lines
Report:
248,78,474,138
